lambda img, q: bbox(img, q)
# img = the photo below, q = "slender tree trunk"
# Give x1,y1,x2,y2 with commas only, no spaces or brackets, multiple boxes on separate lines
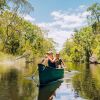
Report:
85,49,90,63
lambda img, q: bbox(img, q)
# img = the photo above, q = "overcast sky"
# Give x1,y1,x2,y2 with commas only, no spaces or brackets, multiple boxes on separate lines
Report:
23,0,100,51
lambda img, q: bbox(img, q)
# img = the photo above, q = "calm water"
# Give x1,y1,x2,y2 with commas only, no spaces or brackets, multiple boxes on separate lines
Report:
0,63,100,100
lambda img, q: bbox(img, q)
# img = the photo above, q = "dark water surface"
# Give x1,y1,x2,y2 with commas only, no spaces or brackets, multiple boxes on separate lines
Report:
0,63,100,100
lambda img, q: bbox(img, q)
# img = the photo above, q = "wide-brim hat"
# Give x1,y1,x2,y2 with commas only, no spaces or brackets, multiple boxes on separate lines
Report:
47,51,53,54
56,52,60,55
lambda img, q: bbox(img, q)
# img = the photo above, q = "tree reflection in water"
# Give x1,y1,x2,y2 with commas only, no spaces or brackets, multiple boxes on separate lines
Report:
0,69,19,100
0,67,38,100
0,63,100,100
72,63,100,100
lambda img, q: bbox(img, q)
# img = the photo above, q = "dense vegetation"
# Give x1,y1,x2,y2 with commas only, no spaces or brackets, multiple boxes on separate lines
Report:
1,1,100,63
0,0,54,60
62,3,100,63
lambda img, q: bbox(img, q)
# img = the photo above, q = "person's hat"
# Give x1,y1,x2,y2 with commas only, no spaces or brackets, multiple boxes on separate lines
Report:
47,51,53,54
56,52,60,54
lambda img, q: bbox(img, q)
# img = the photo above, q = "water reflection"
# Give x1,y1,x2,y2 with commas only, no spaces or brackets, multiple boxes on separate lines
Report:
38,70,85,100
0,69,19,100
0,67,38,100
0,63,100,100
72,64,100,100
38,80,63,100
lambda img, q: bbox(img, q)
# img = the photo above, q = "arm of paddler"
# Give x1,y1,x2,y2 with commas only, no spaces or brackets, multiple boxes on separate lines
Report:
41,57,48,66
48,57,56,63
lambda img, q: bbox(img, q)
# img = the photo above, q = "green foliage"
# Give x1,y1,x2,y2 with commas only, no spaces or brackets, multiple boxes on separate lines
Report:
62,3,100,63
87,3,100,23
0,0,7,10
73,27,95,62
0,11,54,57
62,27,96,62
0,0,33,14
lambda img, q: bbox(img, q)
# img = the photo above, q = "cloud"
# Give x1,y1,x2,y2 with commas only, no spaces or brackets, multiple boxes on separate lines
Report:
19,13,35,23
23,14,35,22
50,10,89,29
38,6,90,51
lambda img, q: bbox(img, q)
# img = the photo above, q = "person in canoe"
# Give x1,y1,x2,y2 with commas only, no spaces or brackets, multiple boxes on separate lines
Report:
55,52,65,68
47,51,56,68
41,51,56,68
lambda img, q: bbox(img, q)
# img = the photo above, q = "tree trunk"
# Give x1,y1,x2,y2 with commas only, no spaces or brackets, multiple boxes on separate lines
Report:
85,49,90,63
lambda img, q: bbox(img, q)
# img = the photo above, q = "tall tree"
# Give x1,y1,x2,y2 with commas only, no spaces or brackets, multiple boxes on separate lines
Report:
0,0,33,14
9,0,33,14
87,3,100,24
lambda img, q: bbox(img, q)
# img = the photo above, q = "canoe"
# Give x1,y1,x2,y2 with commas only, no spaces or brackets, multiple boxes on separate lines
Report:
38,80,62,100
38,64,64,85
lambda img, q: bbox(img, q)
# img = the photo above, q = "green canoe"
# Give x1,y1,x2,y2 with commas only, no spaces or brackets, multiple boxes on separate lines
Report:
38,64,64,85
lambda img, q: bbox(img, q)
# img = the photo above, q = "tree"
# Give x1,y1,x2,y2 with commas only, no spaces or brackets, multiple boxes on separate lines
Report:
87,3,100,23
0,11,54,56
62,27,96,63
8,0,34,14
74,27,96,62
87,3,100,34
0,0,8,13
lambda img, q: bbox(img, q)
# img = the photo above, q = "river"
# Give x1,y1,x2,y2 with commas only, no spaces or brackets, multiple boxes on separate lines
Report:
0,63,100,100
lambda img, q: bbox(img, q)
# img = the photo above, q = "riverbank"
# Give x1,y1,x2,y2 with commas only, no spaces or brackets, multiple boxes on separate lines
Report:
0,52,26,68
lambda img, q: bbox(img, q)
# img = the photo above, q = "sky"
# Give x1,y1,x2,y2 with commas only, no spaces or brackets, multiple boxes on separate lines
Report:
24,0,100,51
